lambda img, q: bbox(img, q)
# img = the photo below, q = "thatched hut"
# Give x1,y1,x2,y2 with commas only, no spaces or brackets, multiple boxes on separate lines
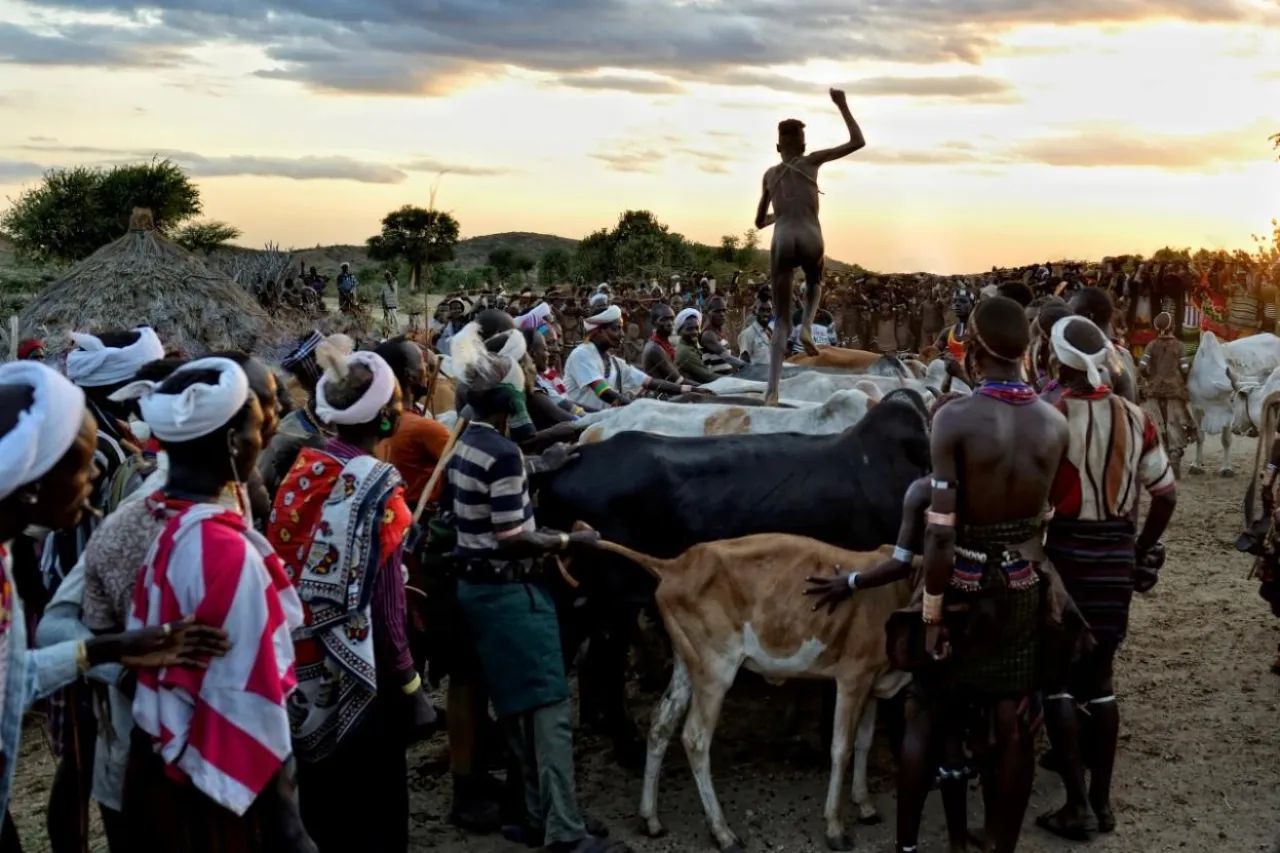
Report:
11,209,287,357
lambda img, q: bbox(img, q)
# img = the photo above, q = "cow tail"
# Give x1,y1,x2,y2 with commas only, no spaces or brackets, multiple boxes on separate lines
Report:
591,540,670,581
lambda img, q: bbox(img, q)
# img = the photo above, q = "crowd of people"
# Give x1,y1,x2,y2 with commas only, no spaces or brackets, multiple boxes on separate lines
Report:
0,245,1274,853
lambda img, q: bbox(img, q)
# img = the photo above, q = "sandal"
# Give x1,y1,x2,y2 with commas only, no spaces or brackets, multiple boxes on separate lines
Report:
1036,808,1090,842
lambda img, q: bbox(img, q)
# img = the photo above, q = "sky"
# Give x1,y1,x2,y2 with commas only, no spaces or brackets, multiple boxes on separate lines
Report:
0,0,1278,273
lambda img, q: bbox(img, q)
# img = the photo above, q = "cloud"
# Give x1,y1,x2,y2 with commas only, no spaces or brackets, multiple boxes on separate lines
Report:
853,124,1269,170
590,133,749,174
13,143,507,183
401,158,510,177
1008,125,1265,169
0,161,48,182
556,74,685,95
0,20,192,68
845,75,1018,101
8,0,1270,96
591,148,668,174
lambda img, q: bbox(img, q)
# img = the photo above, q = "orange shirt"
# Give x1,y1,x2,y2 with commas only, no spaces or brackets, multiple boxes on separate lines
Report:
376,410,450,505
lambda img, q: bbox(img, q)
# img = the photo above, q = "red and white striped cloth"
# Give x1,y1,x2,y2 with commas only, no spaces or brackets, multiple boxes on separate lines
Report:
129,501,303,816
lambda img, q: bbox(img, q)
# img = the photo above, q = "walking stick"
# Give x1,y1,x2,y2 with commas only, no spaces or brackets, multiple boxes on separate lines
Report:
412,416,468,524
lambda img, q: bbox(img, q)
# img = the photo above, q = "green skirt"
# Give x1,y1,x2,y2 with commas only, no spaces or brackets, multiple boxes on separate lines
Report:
456,580,570,718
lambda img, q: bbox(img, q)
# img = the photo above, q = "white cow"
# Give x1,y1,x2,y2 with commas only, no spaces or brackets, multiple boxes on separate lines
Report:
1187,332,1280,475
576,388,878,444
924,359,973,395
1233,366,1280,436
704,372,940,406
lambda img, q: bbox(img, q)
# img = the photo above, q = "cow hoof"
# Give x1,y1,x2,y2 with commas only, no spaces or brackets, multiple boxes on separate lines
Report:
1220,468,1237,478
855,810,882,826
642,817,666,838
1188,465,1205,476
826,832,855,851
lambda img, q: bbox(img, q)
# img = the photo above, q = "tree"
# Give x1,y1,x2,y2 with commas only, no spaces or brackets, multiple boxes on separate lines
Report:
738,228,760,267
487,247,517,283
366,205,460,292
174,220,242,255
515,255,536,285
718,235,740,263
0,158,202,263
538,247,572,287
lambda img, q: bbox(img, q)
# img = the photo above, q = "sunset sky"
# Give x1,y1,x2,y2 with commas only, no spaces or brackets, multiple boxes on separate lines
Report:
1,0,1278,273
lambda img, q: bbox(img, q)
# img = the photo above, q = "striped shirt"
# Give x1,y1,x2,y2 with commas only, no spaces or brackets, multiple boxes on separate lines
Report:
445,422,536,559
1050,387,1176,522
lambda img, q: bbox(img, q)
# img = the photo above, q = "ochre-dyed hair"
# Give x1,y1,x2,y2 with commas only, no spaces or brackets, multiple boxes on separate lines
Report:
778,119,805,139
971,296,1030,362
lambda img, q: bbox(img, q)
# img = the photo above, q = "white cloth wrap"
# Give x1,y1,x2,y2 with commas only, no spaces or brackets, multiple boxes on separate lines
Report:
315,351,396,426
675,308,702,331
583,304,623,329
515,302,553,331
1050,316,1108,390
65,327,165,388
588,293,609,309
111,358,250,443
0,362,87,502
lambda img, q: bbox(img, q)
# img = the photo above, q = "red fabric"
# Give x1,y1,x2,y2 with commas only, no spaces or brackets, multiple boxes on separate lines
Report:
650,333,676,362
16,340,43,359
266,448,342,668
130,501,300,814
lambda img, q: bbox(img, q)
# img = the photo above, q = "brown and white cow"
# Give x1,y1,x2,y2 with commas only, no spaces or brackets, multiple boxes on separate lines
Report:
585,532,912,852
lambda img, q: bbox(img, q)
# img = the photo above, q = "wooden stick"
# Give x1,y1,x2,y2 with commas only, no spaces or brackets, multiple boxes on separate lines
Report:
413,416,467,524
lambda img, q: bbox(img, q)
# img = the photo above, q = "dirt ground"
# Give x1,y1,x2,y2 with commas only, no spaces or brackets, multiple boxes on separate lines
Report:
8,437,1280,853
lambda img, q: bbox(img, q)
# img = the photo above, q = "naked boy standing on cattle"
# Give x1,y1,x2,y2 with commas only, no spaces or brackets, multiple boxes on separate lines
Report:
923,296,1069,853
754,88,866,406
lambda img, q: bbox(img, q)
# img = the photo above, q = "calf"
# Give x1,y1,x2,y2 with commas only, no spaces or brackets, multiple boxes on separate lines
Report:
586,533,913,852
575,388,877,443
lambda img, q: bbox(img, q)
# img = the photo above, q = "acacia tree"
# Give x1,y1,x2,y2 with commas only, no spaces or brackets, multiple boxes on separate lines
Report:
174,220,242,255
538,246,572,287
0,158,202,263
487,247,517,282
366,205,460,292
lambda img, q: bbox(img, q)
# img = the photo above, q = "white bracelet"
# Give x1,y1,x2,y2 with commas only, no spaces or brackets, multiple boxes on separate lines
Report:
846,571,861,590
892,546,913,563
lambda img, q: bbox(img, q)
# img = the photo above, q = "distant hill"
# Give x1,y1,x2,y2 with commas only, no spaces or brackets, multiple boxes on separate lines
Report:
449,232,578,268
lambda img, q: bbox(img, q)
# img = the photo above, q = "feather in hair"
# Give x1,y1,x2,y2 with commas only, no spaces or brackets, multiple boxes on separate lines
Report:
315,340,348,380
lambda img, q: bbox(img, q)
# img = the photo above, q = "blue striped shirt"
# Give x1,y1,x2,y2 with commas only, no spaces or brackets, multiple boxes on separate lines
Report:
445,422,536,559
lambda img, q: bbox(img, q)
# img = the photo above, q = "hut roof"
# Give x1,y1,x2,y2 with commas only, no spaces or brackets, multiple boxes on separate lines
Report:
13,209,286,357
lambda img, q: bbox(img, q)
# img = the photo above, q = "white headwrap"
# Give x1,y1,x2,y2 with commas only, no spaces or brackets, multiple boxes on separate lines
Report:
315,351,397,426
583,304,623,330
675,307,702,332
111,358,250,443
450,322,528,390
65,326,165,388
515,302,553,331
0,362,87,502
1050,316,1109,390
588,292,609,309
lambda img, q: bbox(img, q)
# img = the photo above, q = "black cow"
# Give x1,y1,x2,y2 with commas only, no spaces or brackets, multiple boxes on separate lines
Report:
536,389,932,763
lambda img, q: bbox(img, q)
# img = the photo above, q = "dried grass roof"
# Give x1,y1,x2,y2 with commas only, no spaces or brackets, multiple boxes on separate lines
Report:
12,209,288,358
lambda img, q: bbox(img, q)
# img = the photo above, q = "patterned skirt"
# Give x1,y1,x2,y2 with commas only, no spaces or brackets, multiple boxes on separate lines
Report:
1046,519,1136,649
943,582,1042,698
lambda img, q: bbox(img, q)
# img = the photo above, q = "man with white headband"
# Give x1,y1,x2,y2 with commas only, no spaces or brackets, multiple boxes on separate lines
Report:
117,359,313,851
0,362,237,848
916,295,1070,853
266,347,433,852
1067,287,1138,403
1037,315,1176,842
43,326,167,849
674,308,720,384
563,304,692,411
